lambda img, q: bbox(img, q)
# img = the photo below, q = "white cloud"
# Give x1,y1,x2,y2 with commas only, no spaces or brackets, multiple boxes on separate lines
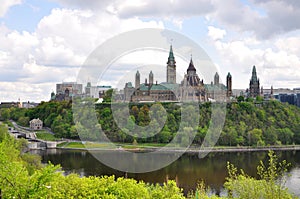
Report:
0,0,22,17
52,0,300,39
0,7,165,101
208,26,226,40
209,33,300,89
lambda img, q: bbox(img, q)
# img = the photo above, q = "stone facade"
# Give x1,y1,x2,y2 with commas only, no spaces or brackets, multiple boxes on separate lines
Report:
124,45,232,103
30,118,43,130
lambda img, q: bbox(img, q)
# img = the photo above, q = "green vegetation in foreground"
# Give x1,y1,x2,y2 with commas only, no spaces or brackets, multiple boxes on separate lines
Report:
35,132,58,141
0,124,298,198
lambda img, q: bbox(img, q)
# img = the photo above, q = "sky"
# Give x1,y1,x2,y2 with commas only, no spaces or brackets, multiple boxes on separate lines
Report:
1,0,300,102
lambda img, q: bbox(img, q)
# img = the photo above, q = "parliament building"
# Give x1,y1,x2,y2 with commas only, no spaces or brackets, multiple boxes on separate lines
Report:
124,46,232,102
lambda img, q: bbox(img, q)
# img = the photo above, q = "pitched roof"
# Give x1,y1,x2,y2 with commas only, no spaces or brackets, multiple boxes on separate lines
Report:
187,58,196,72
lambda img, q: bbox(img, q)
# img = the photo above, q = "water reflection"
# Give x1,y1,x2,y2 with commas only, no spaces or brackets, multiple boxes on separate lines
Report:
32,149,300,196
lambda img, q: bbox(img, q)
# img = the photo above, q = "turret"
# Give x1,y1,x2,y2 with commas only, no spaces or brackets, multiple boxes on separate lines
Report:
149,71,153,86
214,72,219,86
135,70,140,89
226,72,232,97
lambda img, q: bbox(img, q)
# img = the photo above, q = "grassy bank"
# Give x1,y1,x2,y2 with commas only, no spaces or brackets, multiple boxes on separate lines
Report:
35,132,59,141
56,141,300,153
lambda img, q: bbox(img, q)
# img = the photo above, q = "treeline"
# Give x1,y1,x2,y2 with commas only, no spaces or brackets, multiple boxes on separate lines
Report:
1,99,300,146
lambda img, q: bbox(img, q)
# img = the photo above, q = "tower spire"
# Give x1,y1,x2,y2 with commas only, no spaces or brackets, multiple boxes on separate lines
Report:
167,45,175,63
187,56,196,72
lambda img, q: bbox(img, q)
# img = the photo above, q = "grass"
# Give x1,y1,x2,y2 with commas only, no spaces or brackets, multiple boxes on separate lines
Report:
58,142,115,149
36,132,58,141
58,141,172,149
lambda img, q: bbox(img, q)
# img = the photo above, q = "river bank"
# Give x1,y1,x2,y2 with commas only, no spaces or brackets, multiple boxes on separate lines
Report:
53,142,300,153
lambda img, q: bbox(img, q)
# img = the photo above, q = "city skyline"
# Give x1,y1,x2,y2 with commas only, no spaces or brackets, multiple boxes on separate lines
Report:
1,0,300,102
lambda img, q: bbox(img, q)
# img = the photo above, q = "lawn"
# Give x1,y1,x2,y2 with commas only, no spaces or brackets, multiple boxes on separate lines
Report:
36,132,58,141
58,142,116,149
59,141,171,149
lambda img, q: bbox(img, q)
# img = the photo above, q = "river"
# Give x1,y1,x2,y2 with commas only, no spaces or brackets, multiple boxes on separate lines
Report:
32,149,300,197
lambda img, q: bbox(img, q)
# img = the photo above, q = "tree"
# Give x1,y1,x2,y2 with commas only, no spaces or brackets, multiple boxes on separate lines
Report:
18,116,30,127
224,151,292,199
103,89,113,103
237,96,244,102
0,108,10,120
247,128,264,146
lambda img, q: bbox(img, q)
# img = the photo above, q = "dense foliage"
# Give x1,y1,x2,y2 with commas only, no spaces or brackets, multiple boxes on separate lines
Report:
1,99,300,146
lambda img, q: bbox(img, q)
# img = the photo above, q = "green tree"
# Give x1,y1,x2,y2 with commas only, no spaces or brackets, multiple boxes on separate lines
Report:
18,116,30,127
0,108,11,120
237,96,244,102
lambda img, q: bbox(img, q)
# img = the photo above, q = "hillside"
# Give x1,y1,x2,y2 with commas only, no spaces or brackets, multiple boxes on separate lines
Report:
1,100,300,146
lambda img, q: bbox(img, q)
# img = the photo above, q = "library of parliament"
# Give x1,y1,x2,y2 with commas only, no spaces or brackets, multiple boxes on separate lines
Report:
123,45,233,102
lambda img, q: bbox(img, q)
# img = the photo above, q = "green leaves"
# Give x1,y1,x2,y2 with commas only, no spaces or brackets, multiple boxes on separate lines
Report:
224,151,294,199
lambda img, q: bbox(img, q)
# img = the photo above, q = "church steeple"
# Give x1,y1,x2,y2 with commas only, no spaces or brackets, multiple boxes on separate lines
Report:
249,65,260,97
251,65,258,83
166,45,176,84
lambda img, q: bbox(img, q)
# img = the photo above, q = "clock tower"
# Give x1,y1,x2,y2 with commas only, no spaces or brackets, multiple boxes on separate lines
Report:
166,45,176,84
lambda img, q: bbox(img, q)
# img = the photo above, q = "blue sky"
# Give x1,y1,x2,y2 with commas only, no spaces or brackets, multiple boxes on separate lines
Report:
1,0,300,102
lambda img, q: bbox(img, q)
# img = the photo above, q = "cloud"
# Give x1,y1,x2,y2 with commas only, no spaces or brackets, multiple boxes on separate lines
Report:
0,0,22,17
0,7,164,101
113,0,215,18
209,33,300,89
208,0,300,39
52,0,300,39
0,81,55,102
208,26,226,40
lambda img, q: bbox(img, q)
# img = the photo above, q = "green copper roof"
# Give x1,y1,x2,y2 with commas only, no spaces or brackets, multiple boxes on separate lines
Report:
139,84,149,91
205,84,227,91
252,65,256,73
150,84,169,91
251,65,258,82
167,45,175,62
227,72,232,78
126,82,133,88
160,83,179,90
